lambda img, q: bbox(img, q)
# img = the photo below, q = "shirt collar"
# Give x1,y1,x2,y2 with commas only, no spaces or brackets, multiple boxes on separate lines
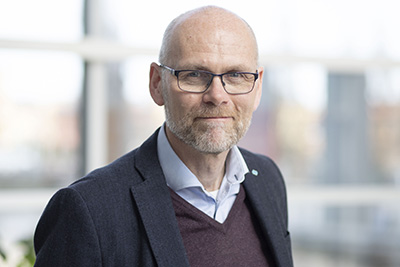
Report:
157,124,249,192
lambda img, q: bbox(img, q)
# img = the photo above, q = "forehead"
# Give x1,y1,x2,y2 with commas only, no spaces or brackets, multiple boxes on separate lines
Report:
169,10,258,69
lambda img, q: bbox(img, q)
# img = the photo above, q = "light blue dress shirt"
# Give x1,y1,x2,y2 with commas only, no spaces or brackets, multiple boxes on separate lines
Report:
157,124,249,223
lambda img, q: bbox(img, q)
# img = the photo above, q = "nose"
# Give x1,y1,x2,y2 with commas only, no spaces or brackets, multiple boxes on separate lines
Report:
202,76,229,106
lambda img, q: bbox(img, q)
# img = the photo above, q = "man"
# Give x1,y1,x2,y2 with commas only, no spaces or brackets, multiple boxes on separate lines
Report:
34,6,293,267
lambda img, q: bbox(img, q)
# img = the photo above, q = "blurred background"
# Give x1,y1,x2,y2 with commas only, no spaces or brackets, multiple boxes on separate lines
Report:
0,0,399,266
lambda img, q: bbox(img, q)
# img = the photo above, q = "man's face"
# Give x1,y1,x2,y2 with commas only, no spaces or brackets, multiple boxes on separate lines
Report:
161,15,263,154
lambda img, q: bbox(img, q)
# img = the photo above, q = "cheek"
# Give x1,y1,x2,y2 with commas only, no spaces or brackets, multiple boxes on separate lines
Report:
168,91,199,115
179,93,202,109
247,94,260,113
233,96,256,115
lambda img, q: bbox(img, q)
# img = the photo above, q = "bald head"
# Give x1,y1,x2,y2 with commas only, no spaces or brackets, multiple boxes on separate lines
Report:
159,6,259,67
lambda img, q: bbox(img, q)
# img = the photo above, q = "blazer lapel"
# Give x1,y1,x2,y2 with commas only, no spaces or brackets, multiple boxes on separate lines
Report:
130,130,190,267
243,171,293,267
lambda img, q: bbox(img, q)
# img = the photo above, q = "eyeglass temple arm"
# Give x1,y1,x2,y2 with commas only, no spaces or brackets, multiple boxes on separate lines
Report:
159,64,176,75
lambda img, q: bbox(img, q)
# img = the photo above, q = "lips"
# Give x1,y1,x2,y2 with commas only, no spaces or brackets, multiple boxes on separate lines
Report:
198,116,232,119
195,116,234,121
191,106,236,122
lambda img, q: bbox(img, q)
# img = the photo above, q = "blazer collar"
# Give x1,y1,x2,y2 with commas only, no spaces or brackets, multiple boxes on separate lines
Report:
243,159,293,267
130,129,190,267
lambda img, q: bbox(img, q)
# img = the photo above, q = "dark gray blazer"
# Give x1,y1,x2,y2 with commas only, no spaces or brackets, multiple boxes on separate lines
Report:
34,129,293,267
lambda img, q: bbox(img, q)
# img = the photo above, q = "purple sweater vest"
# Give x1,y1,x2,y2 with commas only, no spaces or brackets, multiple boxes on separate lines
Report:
170,185,273,267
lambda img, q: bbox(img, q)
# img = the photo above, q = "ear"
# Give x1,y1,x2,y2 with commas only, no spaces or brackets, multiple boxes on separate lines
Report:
149,62,165,106
252,66,264,112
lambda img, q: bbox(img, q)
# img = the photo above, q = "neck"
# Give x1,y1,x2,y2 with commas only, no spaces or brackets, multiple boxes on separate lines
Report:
165,127,229,191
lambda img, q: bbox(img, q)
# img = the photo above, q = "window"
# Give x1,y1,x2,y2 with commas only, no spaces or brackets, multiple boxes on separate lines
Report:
1,1,399,266
0,50,83,188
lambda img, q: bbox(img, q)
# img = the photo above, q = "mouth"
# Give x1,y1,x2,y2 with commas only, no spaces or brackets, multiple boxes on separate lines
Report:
195,116,233,122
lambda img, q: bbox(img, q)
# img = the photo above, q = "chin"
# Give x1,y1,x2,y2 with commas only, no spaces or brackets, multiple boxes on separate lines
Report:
191,132,238,155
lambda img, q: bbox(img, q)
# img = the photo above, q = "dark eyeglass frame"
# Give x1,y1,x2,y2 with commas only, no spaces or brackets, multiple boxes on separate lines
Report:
159,64,259,95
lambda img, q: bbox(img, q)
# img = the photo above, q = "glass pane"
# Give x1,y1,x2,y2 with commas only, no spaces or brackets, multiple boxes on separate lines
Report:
0,50,83,187
0,0,83,42
367,68,400,185
106,56,164,161
241,64,400,185
291,203,400,267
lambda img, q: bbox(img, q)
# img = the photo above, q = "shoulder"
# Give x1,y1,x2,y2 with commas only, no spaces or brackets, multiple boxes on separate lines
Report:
34,129,163,266
70,149,140,194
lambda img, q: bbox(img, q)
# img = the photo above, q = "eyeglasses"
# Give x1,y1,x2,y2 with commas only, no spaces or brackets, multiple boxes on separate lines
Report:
159,64,258,95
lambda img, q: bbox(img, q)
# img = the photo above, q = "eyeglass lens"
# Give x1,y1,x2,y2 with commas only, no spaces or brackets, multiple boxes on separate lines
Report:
177,70,256,94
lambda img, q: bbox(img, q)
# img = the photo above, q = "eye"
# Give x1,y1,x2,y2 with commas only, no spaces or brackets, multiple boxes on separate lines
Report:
180,70,210,81
227,72,242,78
187,71,201,77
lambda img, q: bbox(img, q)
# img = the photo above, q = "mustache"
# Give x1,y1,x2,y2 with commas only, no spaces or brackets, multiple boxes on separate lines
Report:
190,105,235,118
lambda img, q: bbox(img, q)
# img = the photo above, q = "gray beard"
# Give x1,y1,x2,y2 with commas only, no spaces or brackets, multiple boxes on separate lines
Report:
164,104,251,154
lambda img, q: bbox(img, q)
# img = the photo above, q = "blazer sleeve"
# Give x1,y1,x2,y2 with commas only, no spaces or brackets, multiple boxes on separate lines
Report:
34,188,102,267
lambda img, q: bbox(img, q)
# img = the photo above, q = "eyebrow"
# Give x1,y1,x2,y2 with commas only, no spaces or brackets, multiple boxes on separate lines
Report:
177,64,255,73
176,64,211,71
